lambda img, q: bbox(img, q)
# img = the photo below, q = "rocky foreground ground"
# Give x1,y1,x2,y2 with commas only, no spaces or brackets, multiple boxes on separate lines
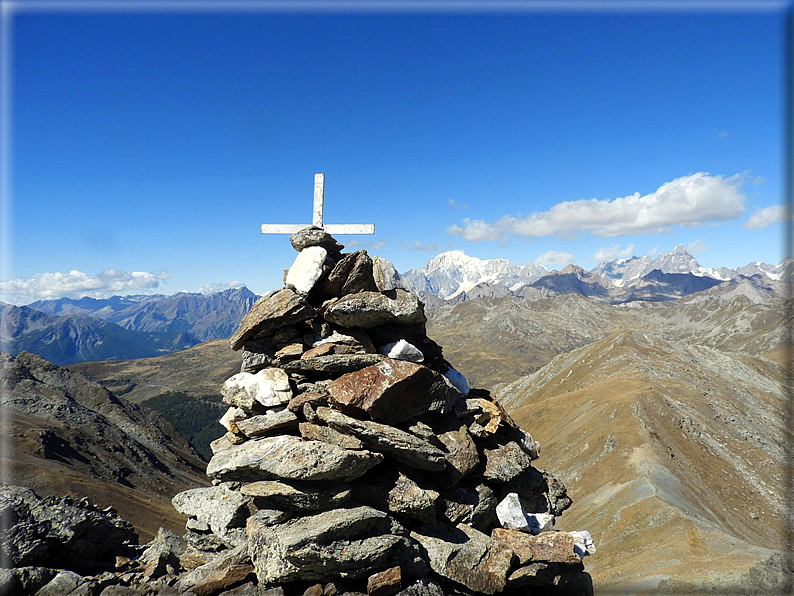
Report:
2,227,596,595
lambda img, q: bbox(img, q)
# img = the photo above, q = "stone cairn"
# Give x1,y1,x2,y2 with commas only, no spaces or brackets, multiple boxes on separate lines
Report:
171,227,596,596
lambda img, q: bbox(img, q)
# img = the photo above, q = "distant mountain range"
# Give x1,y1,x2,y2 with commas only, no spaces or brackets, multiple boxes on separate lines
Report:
1,287,258,365
1,247,786,365
400,245,788,305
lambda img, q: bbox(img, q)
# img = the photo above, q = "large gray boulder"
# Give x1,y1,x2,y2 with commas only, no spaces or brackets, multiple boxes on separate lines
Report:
410,523,515,595
171,486,251,539
322,289,426,329
247,506,405,583
205,435,384,482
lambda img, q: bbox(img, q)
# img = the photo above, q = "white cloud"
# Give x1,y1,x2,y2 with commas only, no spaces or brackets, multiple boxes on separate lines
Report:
197,280,245,295
402,240,441,252
0,269,170,303
742,205,788,229
592,243,635,262
687,239,706,253
447,172,746,241
535,250,574,266
345,239,387,251
447,198,467,209
647,246,660,256
715,129,729,139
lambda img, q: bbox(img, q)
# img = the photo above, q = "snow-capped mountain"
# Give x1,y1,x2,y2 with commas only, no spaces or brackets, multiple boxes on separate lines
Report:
400,251,547,299
591,245,730,286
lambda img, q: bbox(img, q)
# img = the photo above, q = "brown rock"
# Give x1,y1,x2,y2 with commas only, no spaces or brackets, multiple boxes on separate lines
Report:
230,289,316,350
302,343,337,358
299,422,365,449
191,564,255,596
288,390,328,412
491,529,580,565
304,584,325,596
327,359,458,424
241,479,352,511
367,566,401,596
276,342,304,359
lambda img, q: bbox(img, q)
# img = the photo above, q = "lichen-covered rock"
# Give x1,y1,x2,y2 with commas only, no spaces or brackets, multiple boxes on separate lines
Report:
491,529,579,564
326,359,459,424
230,289,316,350
323,290,426,329
205,435,384,482
282,354,383,375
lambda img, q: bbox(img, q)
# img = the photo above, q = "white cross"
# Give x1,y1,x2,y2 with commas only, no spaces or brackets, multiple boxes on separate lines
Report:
260,173,375,236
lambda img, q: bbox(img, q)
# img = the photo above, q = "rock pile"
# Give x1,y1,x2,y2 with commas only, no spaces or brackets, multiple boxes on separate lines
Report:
170,227,596,596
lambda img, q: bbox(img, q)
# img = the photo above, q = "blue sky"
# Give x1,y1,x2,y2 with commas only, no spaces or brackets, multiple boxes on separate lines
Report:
2,2,789,302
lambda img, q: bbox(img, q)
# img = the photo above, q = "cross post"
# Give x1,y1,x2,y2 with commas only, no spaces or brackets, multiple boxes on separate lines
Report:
261,173,375,236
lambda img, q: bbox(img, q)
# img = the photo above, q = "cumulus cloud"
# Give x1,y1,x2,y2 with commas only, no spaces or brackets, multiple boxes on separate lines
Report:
402,240,441,252
535,250,574,266
592,243,635,262
447,172,746,241
0,269,170,302
197,280,245,295
687,239,706,253
742,205,788,229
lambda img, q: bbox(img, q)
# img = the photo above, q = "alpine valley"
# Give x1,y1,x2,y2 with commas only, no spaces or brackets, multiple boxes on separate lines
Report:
3,244,790,594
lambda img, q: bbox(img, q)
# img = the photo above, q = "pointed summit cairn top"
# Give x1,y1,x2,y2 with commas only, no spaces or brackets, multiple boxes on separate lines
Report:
172,226,595,594
260,173,375,236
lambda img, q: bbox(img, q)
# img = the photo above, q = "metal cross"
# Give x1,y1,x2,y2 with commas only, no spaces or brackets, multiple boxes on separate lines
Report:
260,173,375,236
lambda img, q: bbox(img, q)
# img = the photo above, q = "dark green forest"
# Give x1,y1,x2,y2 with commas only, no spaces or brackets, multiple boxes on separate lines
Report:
142,391,225,461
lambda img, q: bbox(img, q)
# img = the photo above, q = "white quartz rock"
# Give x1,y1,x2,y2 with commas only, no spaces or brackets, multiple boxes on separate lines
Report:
224,369,293,408
220,406,247,431
443,367,470,397
286,246,328,296
496,493,555,534
377,339,424,363
569,530,596,558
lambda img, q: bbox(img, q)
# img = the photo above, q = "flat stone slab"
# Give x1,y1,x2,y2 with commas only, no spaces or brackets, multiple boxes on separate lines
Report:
234,407,299,438
327,359,459,424
323,289,426,329
316,407,446,471
247,506,404,583
491,529,580,564
410,523,514,595
230,289,316,350
240,479,352,511
282,354,383,375
206,435,384,482
290,227,344,252
299,422,364,450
